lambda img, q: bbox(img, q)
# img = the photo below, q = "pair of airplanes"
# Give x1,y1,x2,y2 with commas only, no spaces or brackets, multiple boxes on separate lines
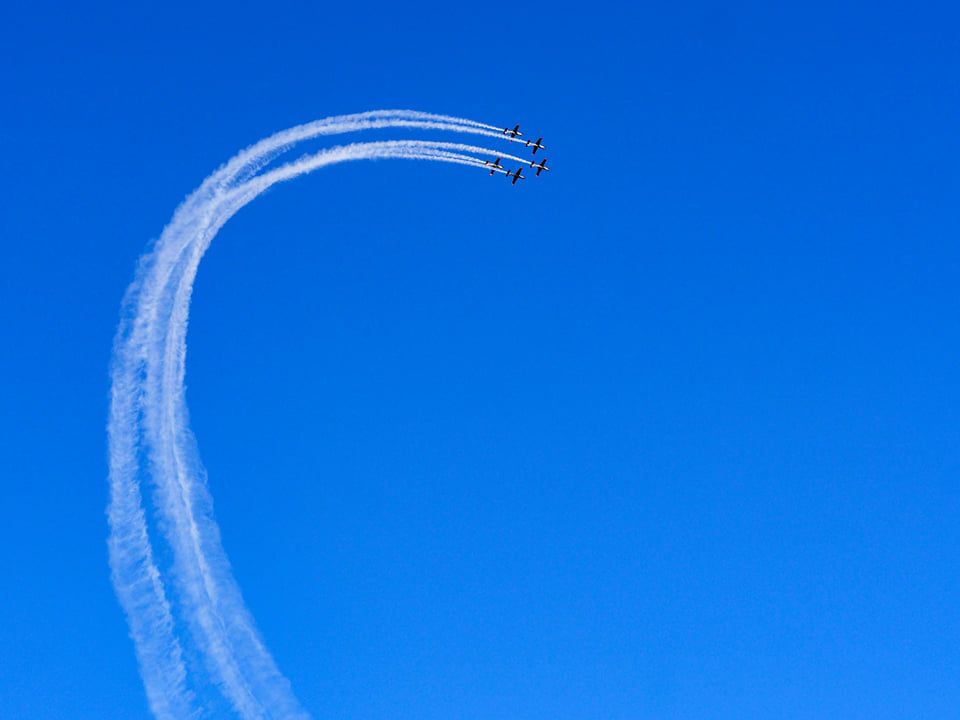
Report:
491,124,549,186
503,124,546,154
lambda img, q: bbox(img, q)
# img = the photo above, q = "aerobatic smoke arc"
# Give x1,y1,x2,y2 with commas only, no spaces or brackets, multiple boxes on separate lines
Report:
108,111,546,719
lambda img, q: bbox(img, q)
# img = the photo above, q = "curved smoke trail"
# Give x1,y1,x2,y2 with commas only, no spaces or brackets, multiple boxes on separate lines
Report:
108,112,527,719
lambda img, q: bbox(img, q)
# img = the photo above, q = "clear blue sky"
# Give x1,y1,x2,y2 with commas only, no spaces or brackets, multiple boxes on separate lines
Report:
2,1,959,718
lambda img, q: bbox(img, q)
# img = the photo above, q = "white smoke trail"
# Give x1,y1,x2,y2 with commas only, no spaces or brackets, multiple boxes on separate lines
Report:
147,148,491,719
108,116,525,719
243,140,533,192
145,112,531,341
207,111,525,197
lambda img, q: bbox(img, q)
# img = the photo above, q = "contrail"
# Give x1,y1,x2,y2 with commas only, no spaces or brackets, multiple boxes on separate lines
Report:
207,110,524,196
108,114,534,719
242,140,534,193
145,112,531,329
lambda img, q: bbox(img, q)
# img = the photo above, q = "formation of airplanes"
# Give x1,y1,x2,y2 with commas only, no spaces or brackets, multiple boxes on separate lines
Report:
494,123,550,186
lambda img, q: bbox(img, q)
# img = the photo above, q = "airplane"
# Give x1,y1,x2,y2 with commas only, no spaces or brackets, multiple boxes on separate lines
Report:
526,136,546,154
503,124,522,140
505,166,525,185
484,157,504,175
529,158,550,176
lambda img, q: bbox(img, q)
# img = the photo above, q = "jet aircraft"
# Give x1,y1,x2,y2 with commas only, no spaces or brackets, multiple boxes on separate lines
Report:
529,158,550,176
505,166,525,185
484,157,504,175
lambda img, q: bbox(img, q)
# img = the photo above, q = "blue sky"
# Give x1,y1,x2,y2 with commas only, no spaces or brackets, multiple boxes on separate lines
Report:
2,1,960,718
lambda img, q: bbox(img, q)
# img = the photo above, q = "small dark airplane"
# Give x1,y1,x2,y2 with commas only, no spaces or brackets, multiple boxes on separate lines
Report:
526,136,546,154
484,157,504,175
529,158,550,176
505,166,525,185
503,124,522,140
